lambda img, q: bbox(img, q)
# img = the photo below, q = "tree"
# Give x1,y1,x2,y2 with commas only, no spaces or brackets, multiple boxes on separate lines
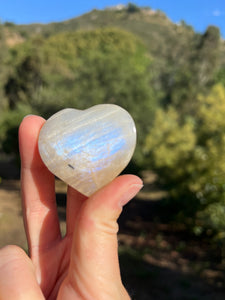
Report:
2,28,156,164
144,106,197,216
126,3,141,13
144,84,225,236
193,84,225,234
195,26,221,87
216,68,225,86
144,107,195,170
4,55,43,109
0,23,9,110
159,26,222,115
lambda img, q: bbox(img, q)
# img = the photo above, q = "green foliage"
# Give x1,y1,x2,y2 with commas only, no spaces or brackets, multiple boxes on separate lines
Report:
126,3,141,13
195,26,221,87
160,26,221,111
144,84,225,236
144,107,196,170
8,7,224,111
216,68,225,86
193,85,225,232
4,22,15,27
2,28,155,161
0,25,10,111
4,54,43,109
0,103,32,155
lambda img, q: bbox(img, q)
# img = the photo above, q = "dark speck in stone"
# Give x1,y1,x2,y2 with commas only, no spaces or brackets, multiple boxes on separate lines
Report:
68,164,75,170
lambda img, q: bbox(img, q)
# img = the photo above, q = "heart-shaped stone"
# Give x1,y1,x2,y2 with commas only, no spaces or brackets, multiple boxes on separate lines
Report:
38,104,136,196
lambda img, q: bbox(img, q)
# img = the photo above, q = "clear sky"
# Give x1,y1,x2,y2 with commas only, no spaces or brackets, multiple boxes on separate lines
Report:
0,0,225,38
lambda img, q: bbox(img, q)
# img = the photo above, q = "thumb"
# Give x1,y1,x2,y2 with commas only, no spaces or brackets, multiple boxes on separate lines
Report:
58,175,143,300
0,246,44,300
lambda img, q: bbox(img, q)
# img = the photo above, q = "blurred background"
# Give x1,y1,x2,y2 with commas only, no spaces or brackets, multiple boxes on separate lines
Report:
0,1,225,299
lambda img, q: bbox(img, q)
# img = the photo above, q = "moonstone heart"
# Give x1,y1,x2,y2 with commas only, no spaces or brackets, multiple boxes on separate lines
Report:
38,104,136,196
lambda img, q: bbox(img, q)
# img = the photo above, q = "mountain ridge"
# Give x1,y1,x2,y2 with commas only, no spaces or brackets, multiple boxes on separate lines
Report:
2,6,223,64
2,8,196,59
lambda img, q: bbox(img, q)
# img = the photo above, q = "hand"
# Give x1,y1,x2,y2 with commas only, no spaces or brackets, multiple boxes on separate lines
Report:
0,115,143,300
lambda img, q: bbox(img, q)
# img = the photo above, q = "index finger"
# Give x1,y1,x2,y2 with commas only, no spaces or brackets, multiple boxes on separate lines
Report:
19,116,61,258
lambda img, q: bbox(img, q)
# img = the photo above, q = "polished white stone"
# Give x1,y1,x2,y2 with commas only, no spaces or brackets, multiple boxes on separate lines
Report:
38,104,136,196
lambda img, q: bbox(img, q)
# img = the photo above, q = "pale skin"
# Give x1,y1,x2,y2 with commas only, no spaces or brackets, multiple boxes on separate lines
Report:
0,115,143,300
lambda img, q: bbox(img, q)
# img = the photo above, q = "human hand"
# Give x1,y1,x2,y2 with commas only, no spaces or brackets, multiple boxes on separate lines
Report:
0,115,143,299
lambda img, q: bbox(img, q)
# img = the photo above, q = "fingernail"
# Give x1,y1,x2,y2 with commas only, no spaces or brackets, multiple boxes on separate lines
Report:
119,183,143,207
23,114,34,120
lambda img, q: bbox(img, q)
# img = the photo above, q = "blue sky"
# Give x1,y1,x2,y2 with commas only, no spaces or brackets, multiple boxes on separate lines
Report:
0,0,225,38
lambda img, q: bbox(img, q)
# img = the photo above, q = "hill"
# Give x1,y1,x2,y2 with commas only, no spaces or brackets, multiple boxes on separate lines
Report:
2,5,224,103
1,4,224,63
11,7,200,58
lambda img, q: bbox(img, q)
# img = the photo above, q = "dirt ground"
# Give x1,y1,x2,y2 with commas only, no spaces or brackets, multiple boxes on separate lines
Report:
0,169,225,299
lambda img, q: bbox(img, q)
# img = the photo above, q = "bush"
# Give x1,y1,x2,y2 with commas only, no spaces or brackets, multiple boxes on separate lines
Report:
0,104,33,157
144,84,225,237
127,3,141,13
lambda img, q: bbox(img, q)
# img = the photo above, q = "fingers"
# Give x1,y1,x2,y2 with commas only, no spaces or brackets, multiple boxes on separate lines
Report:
19,116,61,258
66,187,87,236
58,174,143,300
0,246,44,300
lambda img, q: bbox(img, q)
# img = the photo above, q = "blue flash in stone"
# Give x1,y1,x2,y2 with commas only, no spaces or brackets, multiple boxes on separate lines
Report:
38,104,136,196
